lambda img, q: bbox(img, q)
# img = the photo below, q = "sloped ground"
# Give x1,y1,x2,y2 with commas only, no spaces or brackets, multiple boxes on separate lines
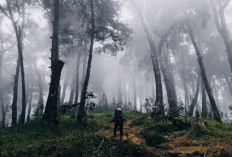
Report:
0,108,231,157
98,118,145,145
98,114,232,157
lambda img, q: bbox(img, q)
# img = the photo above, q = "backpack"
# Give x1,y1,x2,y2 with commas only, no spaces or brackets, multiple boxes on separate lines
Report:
114,110,125,122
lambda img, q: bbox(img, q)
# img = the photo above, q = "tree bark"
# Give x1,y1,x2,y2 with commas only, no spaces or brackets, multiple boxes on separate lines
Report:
201,78,207,118
211,0,232,73
132,1,164,115
60,74,68,105
132,76,137,110
0,49,5,128
189,74,200,116
158,39,177,105
43,0,64,125
69,76,75,105
27,88,33,122
11,57,20,125
77,0,94,124
74,52,81,104
3,0,26,124
118,74,122,108
31,58,44,119
188,24,221,122
139,81,143,112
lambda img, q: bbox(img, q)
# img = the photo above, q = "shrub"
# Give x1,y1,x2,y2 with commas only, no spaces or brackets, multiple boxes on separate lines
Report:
141,130,167,146
190,123,206,138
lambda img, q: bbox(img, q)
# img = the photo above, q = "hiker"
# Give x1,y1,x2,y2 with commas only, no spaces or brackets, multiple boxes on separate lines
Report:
112,108,125,137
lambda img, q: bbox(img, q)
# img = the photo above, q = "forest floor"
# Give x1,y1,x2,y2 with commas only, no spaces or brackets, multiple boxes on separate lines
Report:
0,107,232,157
97,108,232,157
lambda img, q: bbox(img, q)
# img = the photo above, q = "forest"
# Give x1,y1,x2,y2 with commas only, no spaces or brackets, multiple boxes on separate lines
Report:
0,0,232,156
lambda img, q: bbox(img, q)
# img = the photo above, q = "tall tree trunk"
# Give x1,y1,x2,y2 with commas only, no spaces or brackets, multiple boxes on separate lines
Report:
60,75,68,105
132,76,137,110
74,52,81,104
123,74,127,108
139,81,143,112
211,0,232,73
12,57,20,125
158,30,177,106
117,74,122,108
188,24,221,122
69,76,75,105
178,66,190,113
151,79,155,98
0,49,5,128
132,1,164,115
201,78,207,118
4,0,26,124
27,88,33,122
77,0,94,123
18,0,26,124
31,58,44,119
70,52,81,118
81,53,88,88
43,0,64,125
189,74,200,116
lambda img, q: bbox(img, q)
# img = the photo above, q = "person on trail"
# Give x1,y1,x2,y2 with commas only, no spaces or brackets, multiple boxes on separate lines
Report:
112,108,125,137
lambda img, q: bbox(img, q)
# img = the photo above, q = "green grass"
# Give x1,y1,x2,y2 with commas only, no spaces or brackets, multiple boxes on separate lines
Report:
189,119,232,139
1,107,231,156
0,108,153,157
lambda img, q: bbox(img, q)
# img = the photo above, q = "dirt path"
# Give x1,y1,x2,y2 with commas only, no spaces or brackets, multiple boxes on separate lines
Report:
98,117,232,156
98,118,145,145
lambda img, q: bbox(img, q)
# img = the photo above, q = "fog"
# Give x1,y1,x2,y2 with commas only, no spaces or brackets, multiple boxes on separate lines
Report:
0,0,232,127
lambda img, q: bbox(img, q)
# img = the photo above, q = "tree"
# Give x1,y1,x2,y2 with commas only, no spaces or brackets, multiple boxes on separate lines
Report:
187,24,221,122
0,0,27,124
189,73,200,116
0,44,5,128
43,0,65,125
131,0,164,116
77,0,131,123
201,78,208,118
211,0,232,73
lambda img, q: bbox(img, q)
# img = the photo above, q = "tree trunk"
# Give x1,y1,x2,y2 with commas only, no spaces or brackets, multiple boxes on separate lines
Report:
211,0,232,73
69,76,75,105
43,0,64,125
132,76,137,110
77,0,94,124
123,74,127,108
157,29,177,106
27,88,33,122
60,75,68,105
132,2,164,115
201,78,207,118
139,82,143,112
178,67,190,113
151,79,155,98
0,50,5,128
117,74,122,108
188,24,221,122
189,74,200,116
31,58,44,119
81,53,88,88
74,52,81,104
5,0,26,124
12,57,20,125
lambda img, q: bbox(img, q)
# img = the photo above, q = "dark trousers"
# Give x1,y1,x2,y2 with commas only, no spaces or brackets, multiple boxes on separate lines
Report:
114,121,123,137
